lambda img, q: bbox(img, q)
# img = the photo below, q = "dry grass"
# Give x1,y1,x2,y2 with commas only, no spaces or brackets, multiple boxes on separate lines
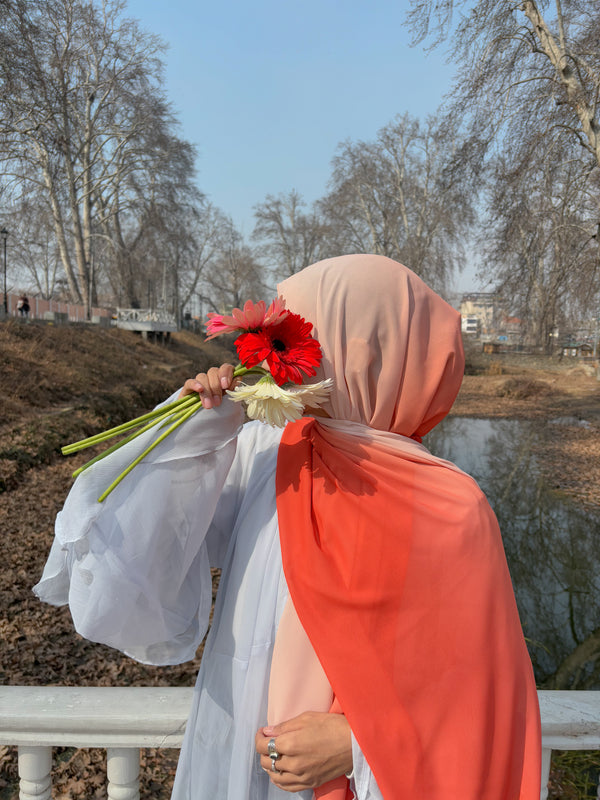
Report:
495,377,554,399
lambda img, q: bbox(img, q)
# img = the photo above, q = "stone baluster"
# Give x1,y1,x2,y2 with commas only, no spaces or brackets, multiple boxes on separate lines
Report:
107,747,140,800
18,746,52,800
540,747,552,800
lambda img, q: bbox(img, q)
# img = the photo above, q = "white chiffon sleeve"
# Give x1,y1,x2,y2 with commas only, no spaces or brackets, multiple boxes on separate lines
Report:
351,734,384,800
33,398,244,665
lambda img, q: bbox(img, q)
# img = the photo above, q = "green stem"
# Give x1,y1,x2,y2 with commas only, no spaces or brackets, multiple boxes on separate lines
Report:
64,366,264,455
62,394,196,454
65,363,270,501
158,399,201,429
71,400,200,478
233,365,265,378
97,403,201,502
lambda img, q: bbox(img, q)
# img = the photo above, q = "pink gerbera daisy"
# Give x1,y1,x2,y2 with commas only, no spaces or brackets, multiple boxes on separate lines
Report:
205,298,287,340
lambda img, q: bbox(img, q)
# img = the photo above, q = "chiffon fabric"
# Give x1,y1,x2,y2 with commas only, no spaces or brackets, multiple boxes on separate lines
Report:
270,255,541,799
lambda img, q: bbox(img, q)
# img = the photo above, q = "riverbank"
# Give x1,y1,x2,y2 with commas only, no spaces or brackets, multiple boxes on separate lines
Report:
452,349,600,511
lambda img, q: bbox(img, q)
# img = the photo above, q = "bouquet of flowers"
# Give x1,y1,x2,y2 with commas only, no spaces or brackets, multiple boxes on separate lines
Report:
62,298,333,501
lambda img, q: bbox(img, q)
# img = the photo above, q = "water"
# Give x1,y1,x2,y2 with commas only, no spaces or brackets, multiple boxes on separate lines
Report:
425,417,600,689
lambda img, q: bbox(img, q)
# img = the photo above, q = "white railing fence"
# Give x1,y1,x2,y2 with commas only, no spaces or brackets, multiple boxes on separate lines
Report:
0,687,191,800
1,688,599,800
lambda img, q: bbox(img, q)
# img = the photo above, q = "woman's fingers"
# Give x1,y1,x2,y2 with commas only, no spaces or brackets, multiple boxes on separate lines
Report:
255,712,352,791
178,364,236,406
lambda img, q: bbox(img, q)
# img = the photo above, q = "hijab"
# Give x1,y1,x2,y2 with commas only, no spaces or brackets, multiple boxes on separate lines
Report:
279,253,464,438
272,255,541,799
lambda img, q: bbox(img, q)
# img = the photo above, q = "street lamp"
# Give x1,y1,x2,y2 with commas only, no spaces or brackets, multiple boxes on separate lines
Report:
0,228,8,316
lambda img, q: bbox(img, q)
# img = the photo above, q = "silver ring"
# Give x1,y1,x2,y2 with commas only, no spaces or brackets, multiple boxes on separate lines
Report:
267,738,280,759
271,755,280,773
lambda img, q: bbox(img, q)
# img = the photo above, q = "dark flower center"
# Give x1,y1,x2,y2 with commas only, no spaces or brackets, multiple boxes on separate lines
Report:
272,338,286,352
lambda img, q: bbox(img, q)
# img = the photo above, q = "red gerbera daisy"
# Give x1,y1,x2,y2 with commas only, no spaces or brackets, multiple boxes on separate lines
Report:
235,312,322,385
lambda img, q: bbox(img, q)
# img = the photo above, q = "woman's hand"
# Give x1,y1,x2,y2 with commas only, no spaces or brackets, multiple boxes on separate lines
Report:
255,711,353,792
178,364,237,408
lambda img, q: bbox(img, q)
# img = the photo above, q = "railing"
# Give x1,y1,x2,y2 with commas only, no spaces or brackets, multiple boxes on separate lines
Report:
2,292,112,323
538,691,600,800
116,308,177,324
1,688,599,799
0,687,192,800
114,307,178,335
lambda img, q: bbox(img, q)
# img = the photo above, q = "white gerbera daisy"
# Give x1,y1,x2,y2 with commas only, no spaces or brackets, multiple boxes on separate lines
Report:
287,379,334,408
227,375,333,427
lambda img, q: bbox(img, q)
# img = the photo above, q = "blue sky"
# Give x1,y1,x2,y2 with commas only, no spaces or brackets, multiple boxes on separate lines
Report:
124,0,478,289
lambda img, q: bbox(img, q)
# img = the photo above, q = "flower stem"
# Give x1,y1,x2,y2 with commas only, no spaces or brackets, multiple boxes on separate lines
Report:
158,399,201,429
97,402,201,502
233,365,265,379
64,363,269,502
71,399,201,478
62,394,196,454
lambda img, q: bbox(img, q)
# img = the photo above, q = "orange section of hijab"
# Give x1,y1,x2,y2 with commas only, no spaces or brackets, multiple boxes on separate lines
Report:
272,256,541,799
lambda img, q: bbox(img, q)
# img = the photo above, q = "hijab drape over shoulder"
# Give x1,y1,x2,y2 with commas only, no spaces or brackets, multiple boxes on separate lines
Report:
274,256,541,799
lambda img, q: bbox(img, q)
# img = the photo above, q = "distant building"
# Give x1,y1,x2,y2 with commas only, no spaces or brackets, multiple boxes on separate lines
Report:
461,315,480,335
460,293,498,337
560,341,593,358
498,315,523,344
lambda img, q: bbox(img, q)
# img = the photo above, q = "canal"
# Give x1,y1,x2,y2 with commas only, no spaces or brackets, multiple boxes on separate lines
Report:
425,416,600,689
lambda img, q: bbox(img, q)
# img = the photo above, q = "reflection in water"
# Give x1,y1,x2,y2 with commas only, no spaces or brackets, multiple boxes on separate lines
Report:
425,417,600,689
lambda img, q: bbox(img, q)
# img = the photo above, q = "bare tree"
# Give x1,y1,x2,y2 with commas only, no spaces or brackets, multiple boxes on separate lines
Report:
94,93,201,309
0,0,191,314
483,136,599,347
174,202,245,320
4,192,62,298
141,201,233,324
200,218,266,313
252,190,328,279
319,113,479,293
407,0,600,319
407,1,600,168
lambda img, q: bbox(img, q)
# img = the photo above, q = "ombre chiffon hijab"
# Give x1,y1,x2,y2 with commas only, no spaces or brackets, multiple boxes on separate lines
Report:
279,253,464,438
270,256,541,799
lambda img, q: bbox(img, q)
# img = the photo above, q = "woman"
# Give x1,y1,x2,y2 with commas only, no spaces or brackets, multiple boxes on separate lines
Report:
35,254,541,798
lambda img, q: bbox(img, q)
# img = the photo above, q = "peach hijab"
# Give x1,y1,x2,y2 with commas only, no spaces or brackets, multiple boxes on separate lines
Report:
272,256,541,799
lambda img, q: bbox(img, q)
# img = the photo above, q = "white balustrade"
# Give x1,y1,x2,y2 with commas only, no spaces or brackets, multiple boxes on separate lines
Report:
0,686,193,800
18,746,52,800
107,748,141,800
1,688,600,798
539,691,600,800
116,308,177,325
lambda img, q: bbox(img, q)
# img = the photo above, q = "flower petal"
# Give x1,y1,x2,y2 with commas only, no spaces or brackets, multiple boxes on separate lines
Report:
227,375,305,427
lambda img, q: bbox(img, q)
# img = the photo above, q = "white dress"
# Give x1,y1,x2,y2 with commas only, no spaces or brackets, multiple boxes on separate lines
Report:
34,398,382,800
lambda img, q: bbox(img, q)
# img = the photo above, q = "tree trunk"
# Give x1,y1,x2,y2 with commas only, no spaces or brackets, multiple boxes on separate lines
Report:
521,0,600,168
